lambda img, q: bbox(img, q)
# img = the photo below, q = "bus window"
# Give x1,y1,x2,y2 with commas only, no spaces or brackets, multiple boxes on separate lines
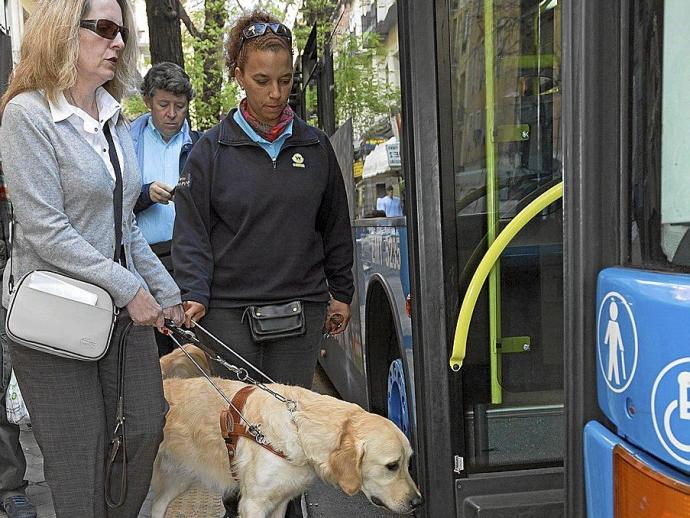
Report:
450,0,564,472
660,0,690,266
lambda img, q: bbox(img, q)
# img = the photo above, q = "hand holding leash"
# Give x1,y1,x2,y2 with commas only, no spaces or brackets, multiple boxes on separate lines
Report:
183,300,206,328
162,303,185,327
325,299,351,336
126,287,164,326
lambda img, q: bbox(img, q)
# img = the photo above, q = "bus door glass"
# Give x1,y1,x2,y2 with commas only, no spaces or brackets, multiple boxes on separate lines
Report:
630,0,690,271
657,0,690,268
449,0,563,471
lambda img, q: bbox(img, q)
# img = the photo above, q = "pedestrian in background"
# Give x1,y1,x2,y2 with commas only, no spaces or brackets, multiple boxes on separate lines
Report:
0,1,184,516
0,163,35,518
130,62,201,356
377,184,403,217
172,9,354,517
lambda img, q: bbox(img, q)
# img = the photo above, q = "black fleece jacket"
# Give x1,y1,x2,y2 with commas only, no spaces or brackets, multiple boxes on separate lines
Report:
171,110,354,309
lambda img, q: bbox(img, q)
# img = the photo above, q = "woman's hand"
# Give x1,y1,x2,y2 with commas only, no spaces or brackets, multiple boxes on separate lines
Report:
324,299,351,336
183,300,207,328
162,303,185,326
149,181,174,204
126,287,164,327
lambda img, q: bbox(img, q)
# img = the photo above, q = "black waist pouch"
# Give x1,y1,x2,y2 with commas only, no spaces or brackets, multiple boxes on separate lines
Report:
242,301,306,342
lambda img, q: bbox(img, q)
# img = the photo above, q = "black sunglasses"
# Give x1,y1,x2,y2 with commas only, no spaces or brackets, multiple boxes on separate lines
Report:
239,22,292,48
79,19,129,45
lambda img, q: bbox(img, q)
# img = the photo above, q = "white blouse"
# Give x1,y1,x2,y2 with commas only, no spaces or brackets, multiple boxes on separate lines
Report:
47,87,125,182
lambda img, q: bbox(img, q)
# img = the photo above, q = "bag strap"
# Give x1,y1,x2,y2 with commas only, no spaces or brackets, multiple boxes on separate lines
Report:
103,123,124,265
7,204,14,293
105,319,132,509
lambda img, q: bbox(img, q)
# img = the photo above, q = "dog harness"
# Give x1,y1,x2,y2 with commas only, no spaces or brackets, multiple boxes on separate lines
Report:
220,386,289,476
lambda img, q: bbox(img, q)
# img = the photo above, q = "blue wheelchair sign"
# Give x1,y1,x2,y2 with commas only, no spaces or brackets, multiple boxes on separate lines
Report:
597,292,638,393
652,358,690,467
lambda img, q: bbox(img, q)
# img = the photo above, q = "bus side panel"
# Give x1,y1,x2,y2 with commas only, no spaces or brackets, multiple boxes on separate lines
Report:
584,421,616,518
320,220,414,413
358,220,414,392
596,268,690,474
319,224,369,408
584,419,690,518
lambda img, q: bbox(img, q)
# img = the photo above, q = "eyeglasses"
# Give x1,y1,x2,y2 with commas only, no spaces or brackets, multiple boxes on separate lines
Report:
79,19,129,45
239,22,292,48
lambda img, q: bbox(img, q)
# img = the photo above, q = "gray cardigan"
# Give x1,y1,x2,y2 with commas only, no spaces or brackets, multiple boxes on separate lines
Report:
0,91,181,309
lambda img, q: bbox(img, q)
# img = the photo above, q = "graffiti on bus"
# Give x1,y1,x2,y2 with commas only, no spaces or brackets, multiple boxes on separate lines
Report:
360,226,403,272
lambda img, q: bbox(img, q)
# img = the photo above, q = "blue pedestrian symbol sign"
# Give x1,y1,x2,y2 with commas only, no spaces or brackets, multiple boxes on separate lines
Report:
652,358,690,467
597,292,638,393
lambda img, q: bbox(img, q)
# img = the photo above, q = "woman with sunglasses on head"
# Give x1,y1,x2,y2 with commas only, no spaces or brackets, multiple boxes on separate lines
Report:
172,10,353,516
0,1,184,516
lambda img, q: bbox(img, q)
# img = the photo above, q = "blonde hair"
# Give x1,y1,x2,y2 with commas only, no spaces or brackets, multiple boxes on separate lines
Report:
0,0,139,114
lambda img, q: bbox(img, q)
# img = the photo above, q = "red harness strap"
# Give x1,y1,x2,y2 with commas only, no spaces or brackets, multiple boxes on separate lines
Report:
220,386,289,476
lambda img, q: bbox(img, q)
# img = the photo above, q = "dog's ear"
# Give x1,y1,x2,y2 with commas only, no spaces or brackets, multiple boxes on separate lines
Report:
329,420,364,495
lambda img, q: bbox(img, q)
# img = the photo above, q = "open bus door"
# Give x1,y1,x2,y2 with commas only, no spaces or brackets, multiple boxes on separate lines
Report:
401,0,567,516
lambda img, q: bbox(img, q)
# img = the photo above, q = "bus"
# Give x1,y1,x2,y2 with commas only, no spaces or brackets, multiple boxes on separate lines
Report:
294,0,690,516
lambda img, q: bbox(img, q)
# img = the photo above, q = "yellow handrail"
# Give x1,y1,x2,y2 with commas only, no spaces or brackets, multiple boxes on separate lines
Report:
449,181,564,371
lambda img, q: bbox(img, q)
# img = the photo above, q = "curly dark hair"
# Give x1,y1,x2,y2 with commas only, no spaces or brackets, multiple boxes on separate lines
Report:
225,10,293,78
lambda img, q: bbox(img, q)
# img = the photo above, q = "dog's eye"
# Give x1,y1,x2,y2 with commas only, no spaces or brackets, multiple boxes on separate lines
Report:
385,461,399,471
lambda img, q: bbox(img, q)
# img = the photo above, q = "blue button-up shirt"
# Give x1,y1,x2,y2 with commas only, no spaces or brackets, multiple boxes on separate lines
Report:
233,108,293,160
137,118,188,244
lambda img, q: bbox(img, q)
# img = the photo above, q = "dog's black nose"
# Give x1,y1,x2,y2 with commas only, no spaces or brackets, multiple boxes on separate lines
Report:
410,494,423,509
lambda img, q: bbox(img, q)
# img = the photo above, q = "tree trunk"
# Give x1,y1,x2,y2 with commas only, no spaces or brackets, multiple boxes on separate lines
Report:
145,0,184,67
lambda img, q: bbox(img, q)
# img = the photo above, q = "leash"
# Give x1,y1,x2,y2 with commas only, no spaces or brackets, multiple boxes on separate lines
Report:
105,320,133,509
164,320,298,447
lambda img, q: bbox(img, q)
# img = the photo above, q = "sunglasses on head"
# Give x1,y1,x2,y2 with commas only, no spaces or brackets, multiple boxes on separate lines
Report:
239,22,292,48
79,19,129,45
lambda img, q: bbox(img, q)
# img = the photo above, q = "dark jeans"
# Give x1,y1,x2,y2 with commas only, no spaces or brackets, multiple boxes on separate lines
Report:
0,311,27,500
202,301,328,388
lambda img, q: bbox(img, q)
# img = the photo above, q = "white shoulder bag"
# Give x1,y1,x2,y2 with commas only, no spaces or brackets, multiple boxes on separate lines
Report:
5,269,117,361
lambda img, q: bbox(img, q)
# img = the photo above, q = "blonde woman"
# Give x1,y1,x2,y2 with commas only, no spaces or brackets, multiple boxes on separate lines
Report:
0,1,184,516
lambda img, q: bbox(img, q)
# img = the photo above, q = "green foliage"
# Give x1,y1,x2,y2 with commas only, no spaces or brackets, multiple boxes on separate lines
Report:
121,94,148,121
333,31,400,135
181,0,241,130
293,0,401,136
293,0,337,53
304,84,319,127
253,0,290,21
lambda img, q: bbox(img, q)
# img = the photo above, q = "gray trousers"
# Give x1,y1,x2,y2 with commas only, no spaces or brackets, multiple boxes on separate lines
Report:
0,313,27,499
7,312,166,518
203,302,328,388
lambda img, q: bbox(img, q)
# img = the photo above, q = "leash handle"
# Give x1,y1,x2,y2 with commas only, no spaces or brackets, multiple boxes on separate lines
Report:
105,320,132,509
164,319,276,383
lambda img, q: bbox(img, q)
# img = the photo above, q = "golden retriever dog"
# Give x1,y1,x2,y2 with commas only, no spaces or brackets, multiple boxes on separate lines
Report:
151,377,422,518
159,344,212,379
